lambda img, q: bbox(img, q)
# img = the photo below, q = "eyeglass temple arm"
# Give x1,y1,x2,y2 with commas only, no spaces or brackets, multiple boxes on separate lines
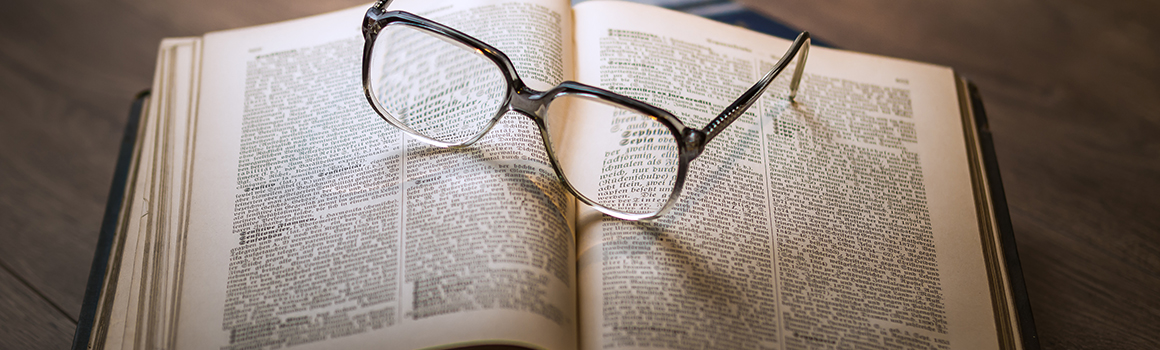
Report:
700,32,810,144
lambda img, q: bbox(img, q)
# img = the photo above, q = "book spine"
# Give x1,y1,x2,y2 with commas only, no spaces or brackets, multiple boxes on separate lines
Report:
968,82,1040,350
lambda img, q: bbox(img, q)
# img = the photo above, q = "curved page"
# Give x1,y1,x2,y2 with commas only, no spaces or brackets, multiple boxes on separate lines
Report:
567,2,999,349
175,1,578,349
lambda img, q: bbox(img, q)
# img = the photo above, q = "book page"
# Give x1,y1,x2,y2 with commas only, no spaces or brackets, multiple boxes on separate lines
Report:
96,40,165,350
569,2,999,349
175,1,579,349
94,37,202,350
150,35,203,349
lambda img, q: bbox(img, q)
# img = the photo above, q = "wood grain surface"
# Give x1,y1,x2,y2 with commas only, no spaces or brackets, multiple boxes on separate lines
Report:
0,0,1156,349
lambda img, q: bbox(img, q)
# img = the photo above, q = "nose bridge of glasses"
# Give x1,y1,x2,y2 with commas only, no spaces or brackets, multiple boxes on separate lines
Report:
508,85,550,119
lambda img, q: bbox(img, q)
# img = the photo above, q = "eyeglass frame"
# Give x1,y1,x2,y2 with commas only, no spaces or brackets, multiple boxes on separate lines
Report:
361,0,811,221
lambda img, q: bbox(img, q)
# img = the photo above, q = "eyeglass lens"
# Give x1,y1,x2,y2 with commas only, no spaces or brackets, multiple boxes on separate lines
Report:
369,23,681,216
368,24,507,145
545,95,680,215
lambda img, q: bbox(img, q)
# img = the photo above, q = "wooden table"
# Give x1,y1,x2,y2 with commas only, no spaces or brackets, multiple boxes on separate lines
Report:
1,0,1156,348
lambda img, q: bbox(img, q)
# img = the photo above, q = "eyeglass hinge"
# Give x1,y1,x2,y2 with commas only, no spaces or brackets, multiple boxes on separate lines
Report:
681,128,707,160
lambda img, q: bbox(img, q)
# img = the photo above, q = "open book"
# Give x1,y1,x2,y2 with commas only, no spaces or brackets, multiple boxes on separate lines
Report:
80,0,1034,349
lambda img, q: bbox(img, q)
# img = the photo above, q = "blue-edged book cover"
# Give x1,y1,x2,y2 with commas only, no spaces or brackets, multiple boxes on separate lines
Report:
575,0,831,47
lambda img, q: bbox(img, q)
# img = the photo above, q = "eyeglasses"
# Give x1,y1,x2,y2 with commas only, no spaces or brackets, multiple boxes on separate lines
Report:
361,0,810,220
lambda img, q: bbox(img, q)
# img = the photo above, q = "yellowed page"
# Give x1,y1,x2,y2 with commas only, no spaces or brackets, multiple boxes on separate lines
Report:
105,38,189,350
96,39,173,350
569,1,999,349
106,112,153,350
144,36,202,350
175,1,578,349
